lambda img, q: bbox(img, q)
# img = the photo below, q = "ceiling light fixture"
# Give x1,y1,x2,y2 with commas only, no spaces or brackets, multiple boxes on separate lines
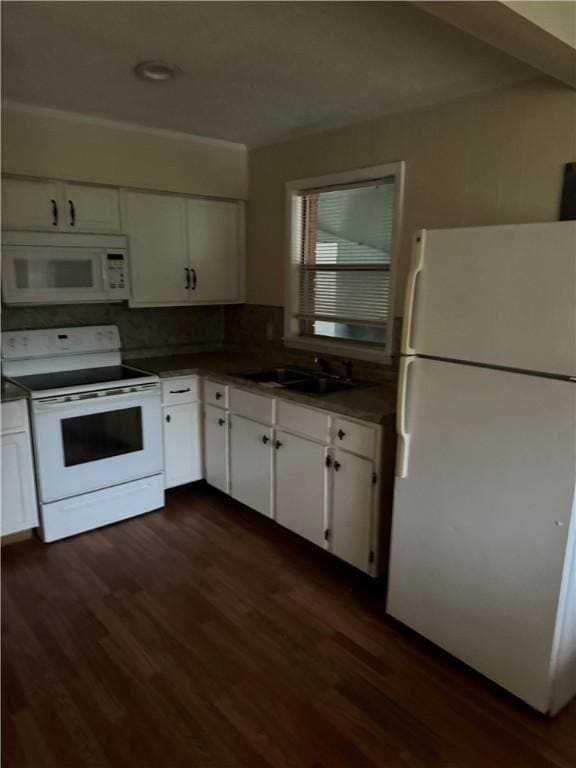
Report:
134,60,179,82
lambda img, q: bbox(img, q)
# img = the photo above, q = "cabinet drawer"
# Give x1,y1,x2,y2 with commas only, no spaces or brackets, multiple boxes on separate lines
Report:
333,417,376,459
161,376,199,405
204,380,229,408
276,400,330,443
229,387,274,424
1,400,28,434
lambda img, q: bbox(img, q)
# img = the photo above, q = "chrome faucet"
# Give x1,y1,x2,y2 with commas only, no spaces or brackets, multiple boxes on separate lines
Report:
314,356,331,375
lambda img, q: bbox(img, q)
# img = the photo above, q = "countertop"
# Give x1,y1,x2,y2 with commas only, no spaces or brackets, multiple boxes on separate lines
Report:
1,379,28,403
129,351,397,424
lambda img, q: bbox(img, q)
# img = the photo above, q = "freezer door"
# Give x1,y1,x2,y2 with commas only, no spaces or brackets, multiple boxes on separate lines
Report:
403,221,576,377
388,357,576,713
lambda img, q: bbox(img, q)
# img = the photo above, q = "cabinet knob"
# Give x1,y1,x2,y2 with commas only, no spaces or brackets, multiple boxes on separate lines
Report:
333,460,341,471
275,440,283,450
337,429,346,440
165,414,171,423
215,391,223,400
262,435,270,445
217,417,226,426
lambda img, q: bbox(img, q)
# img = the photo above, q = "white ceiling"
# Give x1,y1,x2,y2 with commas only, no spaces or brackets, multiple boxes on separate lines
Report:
2,1,535,147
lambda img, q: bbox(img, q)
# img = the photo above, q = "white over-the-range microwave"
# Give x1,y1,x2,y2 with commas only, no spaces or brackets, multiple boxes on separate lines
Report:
1,231,130,305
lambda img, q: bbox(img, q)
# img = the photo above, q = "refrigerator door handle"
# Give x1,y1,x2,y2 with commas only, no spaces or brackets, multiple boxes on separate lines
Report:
396,356,414,478
401,230,425,356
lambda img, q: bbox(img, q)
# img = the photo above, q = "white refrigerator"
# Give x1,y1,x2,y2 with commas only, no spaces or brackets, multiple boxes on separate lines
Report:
387,221,576,716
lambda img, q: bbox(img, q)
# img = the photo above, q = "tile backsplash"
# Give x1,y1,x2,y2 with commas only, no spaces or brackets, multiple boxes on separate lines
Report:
2,301,399,383
1,304,224,359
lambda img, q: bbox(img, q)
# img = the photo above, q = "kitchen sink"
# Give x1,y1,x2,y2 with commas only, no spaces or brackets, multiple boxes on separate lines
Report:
235,366,369,396
236,367,316,384
284,377,366,395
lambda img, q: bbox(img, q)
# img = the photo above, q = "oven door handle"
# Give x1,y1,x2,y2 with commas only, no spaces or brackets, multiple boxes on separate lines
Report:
33,385,160,412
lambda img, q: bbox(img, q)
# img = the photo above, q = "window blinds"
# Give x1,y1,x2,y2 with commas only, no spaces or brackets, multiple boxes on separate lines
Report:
296,179,395,330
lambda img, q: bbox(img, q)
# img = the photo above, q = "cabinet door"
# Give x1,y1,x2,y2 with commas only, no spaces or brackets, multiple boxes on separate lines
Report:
1,432,39,535
330,449,374,572
275,430,327,547
229,415,273,517
123,190,189,306
204,405,229,494
163,402,203,489
187,199,244,303
2,177,61,230
63,183,120,232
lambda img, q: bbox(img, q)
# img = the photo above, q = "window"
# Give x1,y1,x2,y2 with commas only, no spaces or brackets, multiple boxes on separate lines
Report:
285,162,404,362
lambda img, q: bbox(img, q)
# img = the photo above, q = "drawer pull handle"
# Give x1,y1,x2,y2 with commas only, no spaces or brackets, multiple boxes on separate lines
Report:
337,429,346,440
218,418,226,426
215,392,223,400
50,199,58,226
262,435,270,445
275,440,283,450
169,388,191,394
68,199,76,227
333,460,341,471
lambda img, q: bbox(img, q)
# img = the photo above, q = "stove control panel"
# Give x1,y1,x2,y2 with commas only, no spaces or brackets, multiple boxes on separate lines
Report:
1,326,121,360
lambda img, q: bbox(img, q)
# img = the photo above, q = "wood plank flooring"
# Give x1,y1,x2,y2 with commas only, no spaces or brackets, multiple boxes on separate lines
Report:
2,483,575,767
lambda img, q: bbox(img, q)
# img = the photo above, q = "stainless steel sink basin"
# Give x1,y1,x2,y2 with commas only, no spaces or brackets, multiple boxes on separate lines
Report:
284,377,365,395
236,367,315,384
236,367,370,396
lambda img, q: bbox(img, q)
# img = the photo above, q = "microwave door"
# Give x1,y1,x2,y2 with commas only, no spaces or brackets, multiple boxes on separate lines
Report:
1,246,109,304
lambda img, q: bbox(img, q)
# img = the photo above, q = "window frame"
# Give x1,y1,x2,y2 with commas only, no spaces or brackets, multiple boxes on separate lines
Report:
284,161,405,363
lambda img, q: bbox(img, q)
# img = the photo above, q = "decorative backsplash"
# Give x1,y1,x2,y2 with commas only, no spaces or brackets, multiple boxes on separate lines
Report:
2,301,399,382
1,303,224,359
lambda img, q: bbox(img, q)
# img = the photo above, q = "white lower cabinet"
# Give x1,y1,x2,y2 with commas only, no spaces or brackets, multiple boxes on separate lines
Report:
275,430,327,547
161,377,203,489
1,401,39,536
329,449,375,573
229,415,273,517
200,383,387,576
204,405,229,493
163,402,203,488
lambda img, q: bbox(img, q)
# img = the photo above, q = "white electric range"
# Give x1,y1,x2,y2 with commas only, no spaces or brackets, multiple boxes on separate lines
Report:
2,325,164,541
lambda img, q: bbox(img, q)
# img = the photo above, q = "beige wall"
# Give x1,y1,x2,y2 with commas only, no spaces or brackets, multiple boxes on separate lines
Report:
247,76,576,309
502,2,576,48
2,107,247,199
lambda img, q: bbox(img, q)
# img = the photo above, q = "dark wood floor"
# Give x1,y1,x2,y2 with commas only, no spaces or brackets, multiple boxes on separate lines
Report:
2,484,575,768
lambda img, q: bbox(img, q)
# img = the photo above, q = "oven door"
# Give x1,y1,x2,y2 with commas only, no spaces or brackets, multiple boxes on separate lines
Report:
32,385,163,503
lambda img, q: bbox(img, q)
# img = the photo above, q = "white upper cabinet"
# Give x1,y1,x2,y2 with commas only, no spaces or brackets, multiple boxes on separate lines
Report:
187,199,244,303
123,190,189,306
62,183,121,233
2,177,120,233
126,191,245,307
2,177,61,231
